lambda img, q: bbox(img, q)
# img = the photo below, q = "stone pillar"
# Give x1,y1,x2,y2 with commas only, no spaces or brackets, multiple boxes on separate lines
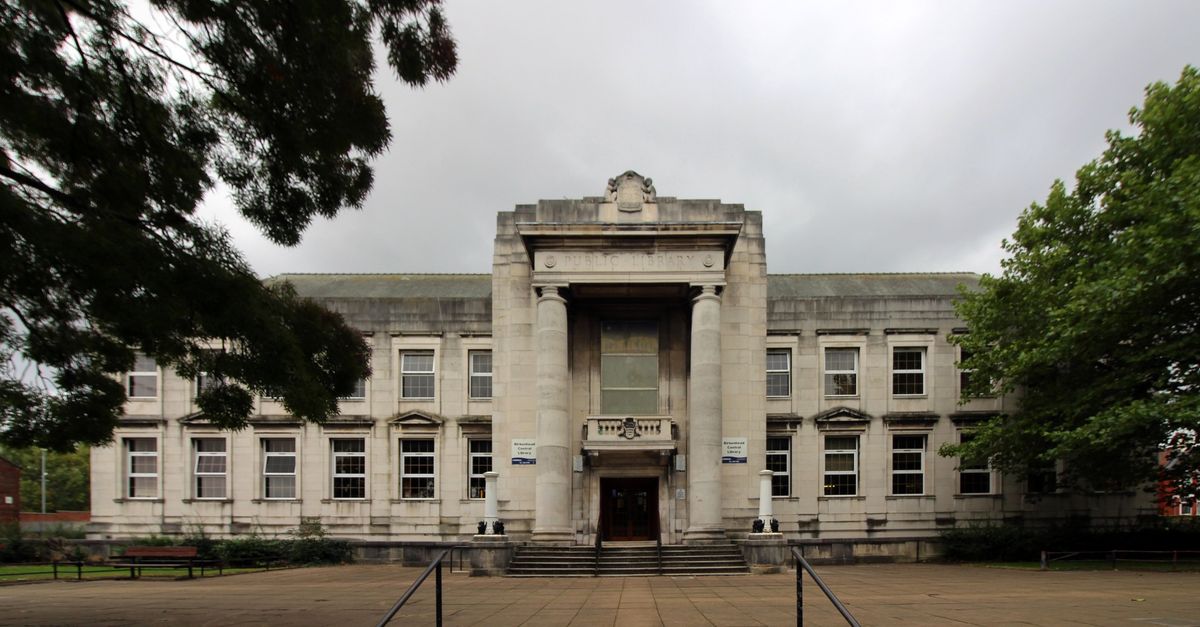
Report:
685,285,725,543
758,470,774,525
483,471,499,528
532,286,573,544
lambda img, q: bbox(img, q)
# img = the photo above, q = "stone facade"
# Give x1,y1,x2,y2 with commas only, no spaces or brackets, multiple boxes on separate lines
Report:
89,172,1152,544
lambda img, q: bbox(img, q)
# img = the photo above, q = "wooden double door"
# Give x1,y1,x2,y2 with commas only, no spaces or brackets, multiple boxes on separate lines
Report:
600,477,659,541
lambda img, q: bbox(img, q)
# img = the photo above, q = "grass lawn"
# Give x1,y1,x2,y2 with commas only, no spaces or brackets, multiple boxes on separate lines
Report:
984,560,1200,572
0,564,269,583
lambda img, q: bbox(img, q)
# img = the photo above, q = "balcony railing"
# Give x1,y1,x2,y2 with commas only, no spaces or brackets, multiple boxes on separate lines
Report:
582,416,675,452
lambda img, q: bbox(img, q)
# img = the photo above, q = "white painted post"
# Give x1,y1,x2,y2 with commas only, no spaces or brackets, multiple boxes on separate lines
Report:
758,469,774,526
483,471,499,528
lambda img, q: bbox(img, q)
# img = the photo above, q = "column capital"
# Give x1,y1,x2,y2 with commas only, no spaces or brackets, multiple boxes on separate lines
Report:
692,284,721,304
537,285,568,304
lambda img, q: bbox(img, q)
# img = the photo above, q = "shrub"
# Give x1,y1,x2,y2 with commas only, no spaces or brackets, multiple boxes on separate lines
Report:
0,523,40,563
216,536,287,567
939,518,1200,562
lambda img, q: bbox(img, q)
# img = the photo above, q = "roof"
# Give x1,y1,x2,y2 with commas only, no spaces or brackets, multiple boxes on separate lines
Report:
268,274,492,300
767,273,979,299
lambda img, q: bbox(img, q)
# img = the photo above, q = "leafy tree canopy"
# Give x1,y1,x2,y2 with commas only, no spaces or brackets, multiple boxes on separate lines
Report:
0,445,90,512
950,66,1200,493
0,0,457,449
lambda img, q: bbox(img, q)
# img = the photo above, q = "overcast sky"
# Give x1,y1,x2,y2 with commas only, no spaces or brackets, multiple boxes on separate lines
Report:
200,0,1200,278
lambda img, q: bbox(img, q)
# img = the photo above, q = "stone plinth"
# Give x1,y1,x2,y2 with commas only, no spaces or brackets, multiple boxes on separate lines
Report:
742,535,788,574
468,536,513,576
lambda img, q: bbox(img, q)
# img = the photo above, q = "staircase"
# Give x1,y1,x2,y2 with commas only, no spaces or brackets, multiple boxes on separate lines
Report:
506,542,750,577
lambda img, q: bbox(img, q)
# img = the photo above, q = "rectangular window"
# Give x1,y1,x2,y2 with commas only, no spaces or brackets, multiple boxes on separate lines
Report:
958,348,973,398
600,320,658,415
193,438,227,499
468,439,492,499
823,435,859,496
401,351,435,399
892,348,926,396
766,349,791,398
400,439,435,499
125,438,158,499
195,349,222,396
958,433,992,494
824,348,859,396
766,436,791,497
262,438,297,499
127,354,158,398
469,351,493,400
891,434,926,495
331,439,366,499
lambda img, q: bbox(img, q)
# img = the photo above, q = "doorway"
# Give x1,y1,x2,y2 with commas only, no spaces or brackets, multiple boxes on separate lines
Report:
600,477,659,541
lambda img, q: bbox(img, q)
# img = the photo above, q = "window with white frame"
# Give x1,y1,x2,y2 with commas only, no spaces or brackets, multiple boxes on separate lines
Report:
892,347,926,396
262,438,297,499
823,435,859,496
125,438,158,498
766,349,791,398
468,439,492,499
192,438,227,499
127,354,158,398
469,351,492,400
195,349,222,396
331,438,366,499
766,436,791,497
824,348,859,396
958,432,991,494
401,351,435,399
891,434,926,495
400,439,435,499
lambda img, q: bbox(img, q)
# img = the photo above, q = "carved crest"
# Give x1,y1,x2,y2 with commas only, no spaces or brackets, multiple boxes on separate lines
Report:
605,170,656,212
620,416,640,440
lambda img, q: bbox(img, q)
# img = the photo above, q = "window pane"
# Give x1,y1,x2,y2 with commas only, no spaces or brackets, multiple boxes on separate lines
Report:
128,375,158,397
196,476,226,499
893,435,925,450
469,477,486,499
771,474,789,497
265,476,296,499
402,477,435,499
961,473,990,494
893,372,924,395
402,352,434,372
766,437,790,452
401,440,435,453
471,455,492,475
766,350,789,371
766,453,788,473
264,456,295,474
130,456,157,474
825,373,857,396
600,321,657,353
333,477,365,499
332,439,364,453
825,453,855,472
127,439,157,453
893,349,923,370
600,355,658,389
825,436,857,452
402,373,435,398
403,456,434,475
470,352,492,374
335,457,365,475
893,452,922,471
469,440,492,454
825,348,856,371
194,439,225,453
824,475,856,496
469,376,492,399
766,372,790,397
129,476,157,498
195,456,226,474
892,474,923,495
264,439,295,453
132,354,157,371
342,379,367,399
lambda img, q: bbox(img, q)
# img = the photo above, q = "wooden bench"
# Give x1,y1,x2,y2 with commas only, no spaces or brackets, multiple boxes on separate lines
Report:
109,546,219,579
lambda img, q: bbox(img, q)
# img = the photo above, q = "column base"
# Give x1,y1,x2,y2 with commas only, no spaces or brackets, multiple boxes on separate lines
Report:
682,527,728,545
530,528,575,545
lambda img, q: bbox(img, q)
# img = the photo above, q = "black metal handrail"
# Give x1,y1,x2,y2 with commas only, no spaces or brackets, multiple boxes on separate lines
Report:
791,547,860,627
656,535,663,575
593,528,602,576
1040,548,1200,571
376,547,460,627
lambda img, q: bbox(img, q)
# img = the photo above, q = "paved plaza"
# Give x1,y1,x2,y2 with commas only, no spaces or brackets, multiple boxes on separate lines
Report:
0,563,1197,626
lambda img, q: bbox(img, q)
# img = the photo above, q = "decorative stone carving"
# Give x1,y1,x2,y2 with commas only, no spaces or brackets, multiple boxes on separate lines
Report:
605,170,656,212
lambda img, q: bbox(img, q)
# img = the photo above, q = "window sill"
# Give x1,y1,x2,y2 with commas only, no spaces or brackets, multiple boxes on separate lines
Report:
468,397,493,402
954,493,1001,498
182,498,232,504
322,498,371,503
892,395,928,399
823,395,859,400
400,397,435,402
252,498,303,504
818,495,865,500
391,498,440,504
886,495,934,500
771,496,798,501
766,396,791,400
114,498,163,503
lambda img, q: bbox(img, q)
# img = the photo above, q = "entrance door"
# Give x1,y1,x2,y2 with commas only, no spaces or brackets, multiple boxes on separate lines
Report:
600,477,658,541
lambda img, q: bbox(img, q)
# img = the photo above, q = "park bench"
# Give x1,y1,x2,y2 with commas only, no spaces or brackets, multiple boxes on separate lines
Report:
109,546,220,579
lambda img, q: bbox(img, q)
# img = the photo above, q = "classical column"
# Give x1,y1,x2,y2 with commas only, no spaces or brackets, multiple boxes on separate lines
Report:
757,470,774,527
685,285,725,543
532,286,573,544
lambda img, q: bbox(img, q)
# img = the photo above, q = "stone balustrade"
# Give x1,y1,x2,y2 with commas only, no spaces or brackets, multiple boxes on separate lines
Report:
583,416,675,451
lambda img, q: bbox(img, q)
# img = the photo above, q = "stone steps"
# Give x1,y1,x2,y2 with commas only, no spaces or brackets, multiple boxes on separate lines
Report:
506,543,750,577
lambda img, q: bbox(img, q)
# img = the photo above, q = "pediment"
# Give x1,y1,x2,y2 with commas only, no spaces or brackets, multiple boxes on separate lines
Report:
389,410,444,427
812,406,873,424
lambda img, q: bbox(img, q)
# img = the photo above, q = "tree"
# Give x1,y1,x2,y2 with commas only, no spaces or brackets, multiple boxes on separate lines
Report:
0,445,90,512
0,1,457,449
950,66,1200,493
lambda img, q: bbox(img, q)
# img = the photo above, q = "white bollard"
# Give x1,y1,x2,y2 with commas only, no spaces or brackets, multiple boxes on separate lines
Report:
484,471,500,532
758,469,774,527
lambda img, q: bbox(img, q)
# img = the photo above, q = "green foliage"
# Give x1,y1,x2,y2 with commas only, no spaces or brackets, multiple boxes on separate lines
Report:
951,66,1200,492
0,522,39,562
215,536,286,567
0,445,89,511
0,1,458,449
940,519,1200,562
